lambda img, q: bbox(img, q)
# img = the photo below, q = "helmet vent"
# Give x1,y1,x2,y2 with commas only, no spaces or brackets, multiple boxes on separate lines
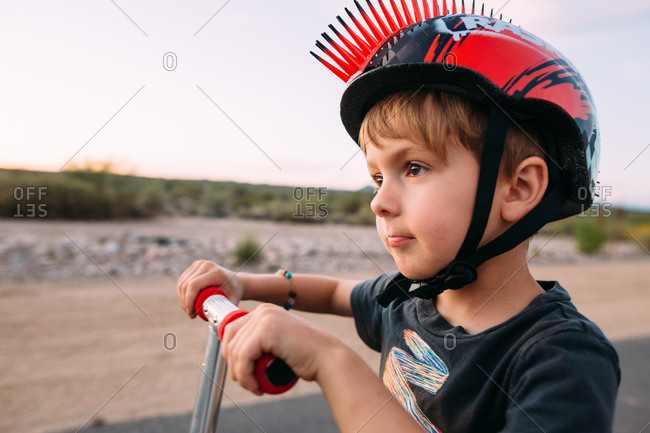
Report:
311,0,492,82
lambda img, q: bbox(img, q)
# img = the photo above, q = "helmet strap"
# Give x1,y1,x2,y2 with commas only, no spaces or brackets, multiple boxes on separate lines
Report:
467,179,566,267
456,104,508,258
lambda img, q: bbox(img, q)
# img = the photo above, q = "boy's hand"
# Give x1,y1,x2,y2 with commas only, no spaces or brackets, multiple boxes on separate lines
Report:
177,260,245,318
220,303,343,395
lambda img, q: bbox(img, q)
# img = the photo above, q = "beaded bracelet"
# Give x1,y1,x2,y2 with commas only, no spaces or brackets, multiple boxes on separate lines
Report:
277,269,296,310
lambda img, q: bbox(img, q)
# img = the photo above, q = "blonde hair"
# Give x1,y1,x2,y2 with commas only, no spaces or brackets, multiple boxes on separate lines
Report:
358,90,544,177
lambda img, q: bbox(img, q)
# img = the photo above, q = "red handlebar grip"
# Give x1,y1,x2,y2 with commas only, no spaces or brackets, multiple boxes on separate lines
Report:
217,309,249,340
255,354,299,394
193,286,298,394
194,286,226,321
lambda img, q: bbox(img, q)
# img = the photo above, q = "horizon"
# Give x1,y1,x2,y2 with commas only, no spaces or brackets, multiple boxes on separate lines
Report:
0,164,376,193
4,166,649,214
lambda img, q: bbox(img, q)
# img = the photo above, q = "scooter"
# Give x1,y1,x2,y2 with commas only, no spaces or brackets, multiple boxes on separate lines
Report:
188,287,298,433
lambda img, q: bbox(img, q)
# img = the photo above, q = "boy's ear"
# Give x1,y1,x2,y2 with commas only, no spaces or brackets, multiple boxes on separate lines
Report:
500,156,549,223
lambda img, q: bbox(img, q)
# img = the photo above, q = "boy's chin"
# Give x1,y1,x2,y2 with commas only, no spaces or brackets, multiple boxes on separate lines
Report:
398,266,444,281
394,258,452,281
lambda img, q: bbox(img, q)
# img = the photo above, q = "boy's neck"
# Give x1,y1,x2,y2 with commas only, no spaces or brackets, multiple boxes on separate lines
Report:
434,246,544,335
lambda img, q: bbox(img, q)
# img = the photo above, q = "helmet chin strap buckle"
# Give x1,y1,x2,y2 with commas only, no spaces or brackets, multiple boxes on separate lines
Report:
406,260,478,301
376,260,478,307
443,260,478,290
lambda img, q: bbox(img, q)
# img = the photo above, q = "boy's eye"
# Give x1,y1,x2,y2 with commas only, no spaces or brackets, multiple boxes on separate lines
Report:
371,174,383,191
407,163,428,177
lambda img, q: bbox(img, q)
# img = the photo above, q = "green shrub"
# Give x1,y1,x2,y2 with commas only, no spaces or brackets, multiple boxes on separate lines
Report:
574,219,609,254
339,191,366,214
231,233,264,264
351,206,376,226
266,199,299,222
136,182,166,216
199,187,233,217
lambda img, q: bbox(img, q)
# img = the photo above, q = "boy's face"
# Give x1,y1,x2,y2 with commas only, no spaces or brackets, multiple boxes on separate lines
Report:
366,136,481,280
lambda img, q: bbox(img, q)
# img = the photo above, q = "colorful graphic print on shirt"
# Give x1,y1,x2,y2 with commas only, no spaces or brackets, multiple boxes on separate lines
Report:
383,329,449,433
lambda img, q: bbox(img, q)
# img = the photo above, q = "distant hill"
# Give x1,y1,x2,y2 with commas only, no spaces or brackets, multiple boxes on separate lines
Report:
1,167,376,224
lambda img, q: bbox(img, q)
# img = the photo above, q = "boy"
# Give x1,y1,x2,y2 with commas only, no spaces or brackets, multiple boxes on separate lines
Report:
178,2,619,432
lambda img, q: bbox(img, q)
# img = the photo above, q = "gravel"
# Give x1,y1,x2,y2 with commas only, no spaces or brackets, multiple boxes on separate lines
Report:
0,217,646,285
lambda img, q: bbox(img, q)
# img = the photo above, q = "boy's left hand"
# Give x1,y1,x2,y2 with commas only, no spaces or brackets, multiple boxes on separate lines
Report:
220,303,342,395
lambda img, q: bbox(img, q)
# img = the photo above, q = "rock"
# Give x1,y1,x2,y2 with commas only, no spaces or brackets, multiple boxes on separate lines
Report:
102,240,122,255
152,236,172,246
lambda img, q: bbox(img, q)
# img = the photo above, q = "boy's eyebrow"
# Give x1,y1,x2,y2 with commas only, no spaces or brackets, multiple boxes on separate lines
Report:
365,141,440,169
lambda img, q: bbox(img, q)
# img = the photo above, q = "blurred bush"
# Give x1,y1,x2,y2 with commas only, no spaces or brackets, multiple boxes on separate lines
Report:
538,205,650,254
231,232,263,265
574,218,610,254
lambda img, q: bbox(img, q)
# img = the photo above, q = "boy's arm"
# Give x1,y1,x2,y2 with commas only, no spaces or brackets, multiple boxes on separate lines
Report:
242,272,357,316
177,260,358,317
319,345,424,433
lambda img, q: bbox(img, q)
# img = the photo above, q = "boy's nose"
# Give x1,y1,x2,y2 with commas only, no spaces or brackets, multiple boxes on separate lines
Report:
370,183,400,218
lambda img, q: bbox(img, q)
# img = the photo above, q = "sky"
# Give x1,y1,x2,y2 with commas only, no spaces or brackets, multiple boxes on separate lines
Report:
1,0,649,208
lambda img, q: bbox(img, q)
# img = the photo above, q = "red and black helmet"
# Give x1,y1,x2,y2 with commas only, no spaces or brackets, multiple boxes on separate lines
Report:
312,1,601,303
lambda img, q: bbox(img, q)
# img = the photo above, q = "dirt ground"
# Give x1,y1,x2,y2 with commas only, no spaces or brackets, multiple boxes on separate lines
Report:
1,273,381,433
1,219,649,433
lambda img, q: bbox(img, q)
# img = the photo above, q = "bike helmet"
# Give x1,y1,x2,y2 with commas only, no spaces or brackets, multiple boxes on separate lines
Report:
311,0,600,305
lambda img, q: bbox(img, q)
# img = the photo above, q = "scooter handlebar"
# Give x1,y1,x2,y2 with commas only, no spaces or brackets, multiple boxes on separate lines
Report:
193,287,298,395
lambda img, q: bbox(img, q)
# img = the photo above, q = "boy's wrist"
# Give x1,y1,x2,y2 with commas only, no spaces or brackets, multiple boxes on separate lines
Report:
314,336,353,385
236,271,253,301
238,271,282,303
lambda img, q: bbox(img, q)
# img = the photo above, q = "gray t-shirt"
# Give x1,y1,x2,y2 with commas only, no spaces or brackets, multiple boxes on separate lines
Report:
351,271,620,433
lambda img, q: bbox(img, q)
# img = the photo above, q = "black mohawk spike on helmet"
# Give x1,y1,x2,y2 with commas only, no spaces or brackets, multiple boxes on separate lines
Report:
311,1,600,306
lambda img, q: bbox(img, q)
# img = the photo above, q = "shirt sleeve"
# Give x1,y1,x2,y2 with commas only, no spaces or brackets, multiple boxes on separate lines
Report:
350,272,399,352
500,327,620,433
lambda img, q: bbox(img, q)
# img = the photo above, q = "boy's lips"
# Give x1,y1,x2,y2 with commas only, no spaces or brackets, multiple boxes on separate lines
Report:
386,235,414,247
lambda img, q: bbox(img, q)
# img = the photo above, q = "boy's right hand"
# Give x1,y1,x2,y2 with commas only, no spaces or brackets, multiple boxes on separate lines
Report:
177,260,245,318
